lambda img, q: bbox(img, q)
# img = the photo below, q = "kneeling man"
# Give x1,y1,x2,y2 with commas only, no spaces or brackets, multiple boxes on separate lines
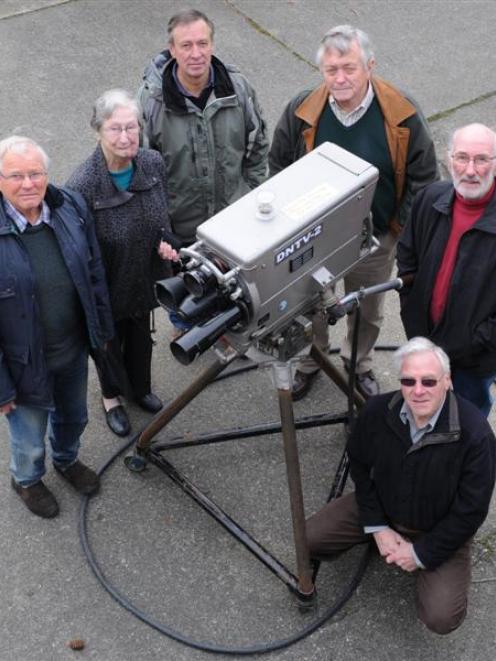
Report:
306,337,495,634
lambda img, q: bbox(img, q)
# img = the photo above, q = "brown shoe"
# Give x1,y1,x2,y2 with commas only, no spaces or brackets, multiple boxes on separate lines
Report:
54,460,100,496
11,478,59,518
291,370,319,402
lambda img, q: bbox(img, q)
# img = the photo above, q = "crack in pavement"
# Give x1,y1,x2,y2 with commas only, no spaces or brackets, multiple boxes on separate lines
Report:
225,0,496,124
0,0,74,21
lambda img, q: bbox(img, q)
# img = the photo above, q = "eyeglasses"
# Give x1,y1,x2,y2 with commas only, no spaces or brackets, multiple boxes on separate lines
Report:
103,124,140,136
400,377,440,388
451,153,496,169
0,171,47,184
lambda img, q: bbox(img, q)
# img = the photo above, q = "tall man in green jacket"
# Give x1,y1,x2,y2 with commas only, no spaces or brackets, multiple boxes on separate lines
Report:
138,8,268,247
270,25,438,400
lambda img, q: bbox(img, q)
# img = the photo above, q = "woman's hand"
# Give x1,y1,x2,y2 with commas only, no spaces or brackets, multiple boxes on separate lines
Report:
158,240,180,262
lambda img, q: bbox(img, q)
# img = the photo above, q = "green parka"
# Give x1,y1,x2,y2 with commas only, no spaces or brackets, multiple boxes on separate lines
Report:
138,51,268,244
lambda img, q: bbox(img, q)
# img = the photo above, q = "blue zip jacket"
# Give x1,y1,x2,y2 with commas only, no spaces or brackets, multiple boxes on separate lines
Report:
0,184,114,408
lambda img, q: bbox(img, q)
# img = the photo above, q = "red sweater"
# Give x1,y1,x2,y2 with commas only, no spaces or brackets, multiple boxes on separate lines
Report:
431,183,496,325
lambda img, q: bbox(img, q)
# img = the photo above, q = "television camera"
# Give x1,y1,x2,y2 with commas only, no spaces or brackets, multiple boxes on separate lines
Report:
128,143,409,605
155,141,379,364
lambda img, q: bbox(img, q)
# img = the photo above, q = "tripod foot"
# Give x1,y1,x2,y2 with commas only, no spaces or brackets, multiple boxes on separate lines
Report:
287,583,317,612
124,454,147,472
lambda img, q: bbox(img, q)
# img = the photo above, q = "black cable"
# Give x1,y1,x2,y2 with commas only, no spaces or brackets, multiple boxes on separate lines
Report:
79,436,371,655
79,329,398,653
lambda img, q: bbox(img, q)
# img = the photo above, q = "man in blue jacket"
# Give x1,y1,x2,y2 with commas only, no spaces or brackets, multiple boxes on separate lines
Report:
0,136,114,518
306,337,495,634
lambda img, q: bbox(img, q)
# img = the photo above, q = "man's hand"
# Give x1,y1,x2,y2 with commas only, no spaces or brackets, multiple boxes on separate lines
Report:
0,401,16,415
385,539,418,572
373,528,404,557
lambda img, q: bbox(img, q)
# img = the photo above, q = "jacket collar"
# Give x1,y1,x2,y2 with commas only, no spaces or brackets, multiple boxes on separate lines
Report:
295,76,417,129
162,53,235,113
433,181,496,235
88,145,160,211
387,389,461,450
0,184,64,234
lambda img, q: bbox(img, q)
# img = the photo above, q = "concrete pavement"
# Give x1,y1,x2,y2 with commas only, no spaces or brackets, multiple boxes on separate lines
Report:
1,1,496,659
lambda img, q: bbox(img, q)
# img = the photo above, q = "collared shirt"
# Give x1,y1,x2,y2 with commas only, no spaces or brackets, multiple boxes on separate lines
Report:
399,396,446,444
329,82,375,127
3,198,51,233
172,62,215,98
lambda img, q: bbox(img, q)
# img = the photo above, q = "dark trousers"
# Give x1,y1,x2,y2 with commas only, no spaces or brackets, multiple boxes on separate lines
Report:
306,493,471,635
97,313,153,400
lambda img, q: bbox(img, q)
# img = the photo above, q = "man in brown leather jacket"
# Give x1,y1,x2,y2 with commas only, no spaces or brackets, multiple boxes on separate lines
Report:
270,24,438,401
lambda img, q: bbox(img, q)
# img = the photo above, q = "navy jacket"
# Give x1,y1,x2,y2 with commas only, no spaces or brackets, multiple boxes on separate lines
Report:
0,184,114,408
348,390,496,569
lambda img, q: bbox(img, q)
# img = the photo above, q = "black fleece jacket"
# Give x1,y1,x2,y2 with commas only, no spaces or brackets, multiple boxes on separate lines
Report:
348,390,495,569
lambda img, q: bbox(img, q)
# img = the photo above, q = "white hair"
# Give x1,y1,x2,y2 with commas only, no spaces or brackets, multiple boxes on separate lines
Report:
393,337,451,375
0,135,49,171
90,89,140,132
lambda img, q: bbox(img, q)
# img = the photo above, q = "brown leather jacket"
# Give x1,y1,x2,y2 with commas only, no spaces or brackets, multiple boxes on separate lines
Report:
269,77,439,234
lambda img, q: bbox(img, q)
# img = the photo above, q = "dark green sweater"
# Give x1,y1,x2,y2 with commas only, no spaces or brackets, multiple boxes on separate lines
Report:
19,223,85,370
315,97,395,234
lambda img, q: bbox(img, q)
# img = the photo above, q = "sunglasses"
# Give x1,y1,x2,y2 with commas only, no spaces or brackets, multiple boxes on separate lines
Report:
400,377,439,388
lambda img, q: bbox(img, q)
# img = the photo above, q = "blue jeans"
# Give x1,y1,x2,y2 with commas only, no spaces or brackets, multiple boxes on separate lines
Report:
451,369,495,418
6,351,89,486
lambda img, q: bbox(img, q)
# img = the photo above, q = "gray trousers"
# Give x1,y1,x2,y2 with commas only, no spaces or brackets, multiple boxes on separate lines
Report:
299,232,397,375
306,493,471,635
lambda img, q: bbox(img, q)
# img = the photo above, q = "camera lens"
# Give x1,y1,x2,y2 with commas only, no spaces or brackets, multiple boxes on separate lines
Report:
184,269,217,298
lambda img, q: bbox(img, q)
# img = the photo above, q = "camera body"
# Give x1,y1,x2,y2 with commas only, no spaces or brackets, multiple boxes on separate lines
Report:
156,142,379,364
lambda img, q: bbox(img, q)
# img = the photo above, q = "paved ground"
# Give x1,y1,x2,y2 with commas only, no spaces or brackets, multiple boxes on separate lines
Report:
1,1,496,660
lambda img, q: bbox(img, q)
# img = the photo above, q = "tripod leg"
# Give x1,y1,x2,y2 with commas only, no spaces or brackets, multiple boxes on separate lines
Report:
273,363,315,599
136,352,236,453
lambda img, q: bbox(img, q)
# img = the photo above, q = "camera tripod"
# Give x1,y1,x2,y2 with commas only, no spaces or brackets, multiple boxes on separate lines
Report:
125,278,404,603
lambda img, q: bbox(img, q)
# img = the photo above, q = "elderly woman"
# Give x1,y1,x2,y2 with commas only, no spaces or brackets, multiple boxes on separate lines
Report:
67,89,178,436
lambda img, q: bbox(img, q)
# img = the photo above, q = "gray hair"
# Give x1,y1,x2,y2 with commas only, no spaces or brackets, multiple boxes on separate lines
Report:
393,337,451,375
316,24,374,68
0,135,49,171
90,89,140,132
447,122,496,157
167,9,214,45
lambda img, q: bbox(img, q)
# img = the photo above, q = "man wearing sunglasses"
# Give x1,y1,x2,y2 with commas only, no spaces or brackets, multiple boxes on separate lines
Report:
398,123,496,416
306,337,495,634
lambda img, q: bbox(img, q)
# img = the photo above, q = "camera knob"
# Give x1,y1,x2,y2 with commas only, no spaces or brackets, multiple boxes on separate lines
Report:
256,190,275,220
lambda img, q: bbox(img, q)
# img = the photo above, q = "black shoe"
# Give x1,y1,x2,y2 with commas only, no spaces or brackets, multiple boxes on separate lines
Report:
11,478,59,518
136,393,163,413
104,404,131,437
291,370,319,402
54,460,100,496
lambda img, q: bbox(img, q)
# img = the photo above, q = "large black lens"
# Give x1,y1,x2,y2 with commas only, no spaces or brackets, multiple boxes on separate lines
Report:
155,276,188,311
177,291,222,324
170,306,242,365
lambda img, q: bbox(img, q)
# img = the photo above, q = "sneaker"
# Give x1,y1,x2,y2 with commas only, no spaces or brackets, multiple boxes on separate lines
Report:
11,478,59,518
54,460,100,496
